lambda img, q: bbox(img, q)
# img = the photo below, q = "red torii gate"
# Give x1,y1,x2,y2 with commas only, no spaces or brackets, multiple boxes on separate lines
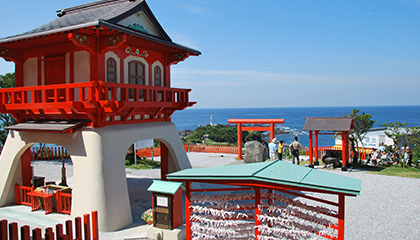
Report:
303,117,353,171
228,119,285,160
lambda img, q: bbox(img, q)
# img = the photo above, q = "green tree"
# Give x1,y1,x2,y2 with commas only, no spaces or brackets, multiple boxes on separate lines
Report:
244,131,262,142
380,122,420,162
184,124,259,145
343,108,375,164
0,72,16,148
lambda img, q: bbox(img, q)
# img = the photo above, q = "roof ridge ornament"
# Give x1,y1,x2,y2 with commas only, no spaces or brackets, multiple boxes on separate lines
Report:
57,9,66,17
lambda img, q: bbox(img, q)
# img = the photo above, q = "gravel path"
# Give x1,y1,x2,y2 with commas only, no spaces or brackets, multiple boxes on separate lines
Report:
24,154,420,239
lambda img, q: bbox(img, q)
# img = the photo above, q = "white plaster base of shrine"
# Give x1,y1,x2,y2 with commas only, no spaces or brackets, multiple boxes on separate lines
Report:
0,122,191,231
146,224,186,240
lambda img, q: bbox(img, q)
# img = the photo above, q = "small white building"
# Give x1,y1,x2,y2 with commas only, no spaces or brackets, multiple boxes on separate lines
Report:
335,128,395,149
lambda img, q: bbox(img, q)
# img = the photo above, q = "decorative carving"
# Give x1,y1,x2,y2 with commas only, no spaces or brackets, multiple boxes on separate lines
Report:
173,53,185,61
75,34,91,46
0,47,22,63
106,36,120,47
168,52,189,65
127,23,149,34
68,33,96,54
0,48,11,58
125,47,148,58
100,34,126,54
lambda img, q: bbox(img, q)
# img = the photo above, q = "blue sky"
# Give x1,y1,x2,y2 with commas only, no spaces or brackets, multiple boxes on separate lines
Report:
1,0,419,108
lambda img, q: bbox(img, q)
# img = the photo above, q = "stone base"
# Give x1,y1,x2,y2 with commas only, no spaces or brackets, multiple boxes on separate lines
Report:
146,224,186,240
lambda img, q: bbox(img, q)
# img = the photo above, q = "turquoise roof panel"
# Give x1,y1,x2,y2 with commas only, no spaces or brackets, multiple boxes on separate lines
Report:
147,180,183,195
254,161,312,183
300,168,362,194
167,160,362,196
167,161,273,178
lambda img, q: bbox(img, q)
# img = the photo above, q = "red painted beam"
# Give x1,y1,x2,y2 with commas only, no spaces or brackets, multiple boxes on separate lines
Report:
228,119,285,124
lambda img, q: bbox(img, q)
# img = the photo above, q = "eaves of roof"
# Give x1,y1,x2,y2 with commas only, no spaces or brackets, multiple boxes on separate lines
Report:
0,20,201,56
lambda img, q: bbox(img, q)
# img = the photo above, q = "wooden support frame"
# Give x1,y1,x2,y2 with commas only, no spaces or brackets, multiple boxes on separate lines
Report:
183,181,350,240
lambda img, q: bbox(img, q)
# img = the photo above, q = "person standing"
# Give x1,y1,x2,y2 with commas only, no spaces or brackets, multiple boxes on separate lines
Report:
268,138,278,161
290,136,303,165
277,140,285,160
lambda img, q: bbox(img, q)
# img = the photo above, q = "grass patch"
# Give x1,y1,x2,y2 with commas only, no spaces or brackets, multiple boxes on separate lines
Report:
347,163,420,178
126,158,160,170
366,166,420,178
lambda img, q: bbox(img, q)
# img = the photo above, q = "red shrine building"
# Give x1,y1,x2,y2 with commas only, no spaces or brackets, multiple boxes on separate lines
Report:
0,0,199,231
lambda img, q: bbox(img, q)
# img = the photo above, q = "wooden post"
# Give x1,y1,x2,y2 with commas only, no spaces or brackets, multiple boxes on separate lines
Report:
237,123,242,160
56,223,64,240
14,184,19,205
45,227,54,240
314,131,319,161
160,143,168,181
270,123,275,141
308,130,313,165
185,181,192,240
20,225,30,240
341,132,348,170
83,213,91,240
1,219,7,240
75,217,82,240
65,220,73,240
254,187,261,240
338,194,345,240
21,148,32,186
9,222,18,240
92,211,99,240
32,228,42,240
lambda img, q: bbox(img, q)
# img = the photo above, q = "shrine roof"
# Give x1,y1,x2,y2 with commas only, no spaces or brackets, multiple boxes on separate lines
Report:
147,180,184,195
0,0,200,55
302,117,354,132
167,160,361,196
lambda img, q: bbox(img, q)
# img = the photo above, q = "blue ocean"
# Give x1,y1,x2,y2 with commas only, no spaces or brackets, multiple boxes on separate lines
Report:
171,105,420,147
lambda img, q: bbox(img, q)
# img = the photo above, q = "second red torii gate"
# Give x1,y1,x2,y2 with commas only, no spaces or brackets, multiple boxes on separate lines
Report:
228,119,285,160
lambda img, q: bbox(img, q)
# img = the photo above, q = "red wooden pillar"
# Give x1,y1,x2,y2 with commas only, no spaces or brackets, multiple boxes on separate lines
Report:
75,217,82,240
338,194,345,240
185,181,192,240
237,123,242,160
92,211,99,240
314,131,319,161
20,225,30,240
341,132,348,167
21,148,32,186
9,222,18,240
161,143,168,181
270,123,275,141
308,131,313,165
65,220,73,240
254,187,261,240
32,228,42,240
83,213,91,240
0,220,6,240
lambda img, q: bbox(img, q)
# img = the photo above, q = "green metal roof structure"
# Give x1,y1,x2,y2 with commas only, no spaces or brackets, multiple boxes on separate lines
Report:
147,180,184,195
167,160,361,196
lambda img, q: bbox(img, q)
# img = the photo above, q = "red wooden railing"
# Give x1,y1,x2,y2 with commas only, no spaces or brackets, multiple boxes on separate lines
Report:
305,146,371,160
136,144,237,158
0,81,194,127
31,146,70,160
56,191,72,215
14,184,33,206
15,184,72,215
0,210,98,240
